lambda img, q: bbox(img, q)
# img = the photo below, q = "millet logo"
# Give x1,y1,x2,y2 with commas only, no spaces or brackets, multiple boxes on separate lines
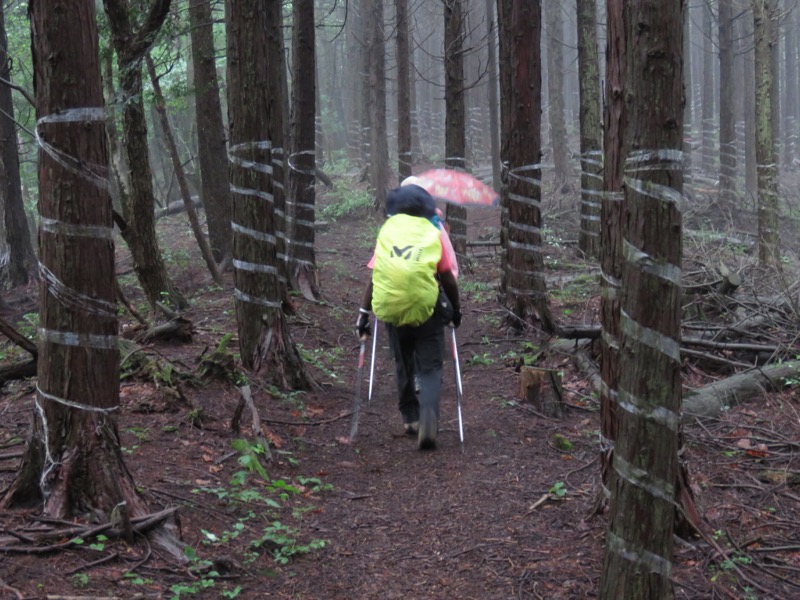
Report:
391,245,414,260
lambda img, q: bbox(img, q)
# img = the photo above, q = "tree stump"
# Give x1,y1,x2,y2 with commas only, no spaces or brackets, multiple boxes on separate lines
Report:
519,366,564,418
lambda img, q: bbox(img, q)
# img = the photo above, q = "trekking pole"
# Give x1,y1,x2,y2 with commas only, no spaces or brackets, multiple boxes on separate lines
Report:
450,327,464,444
368,320,379,405
349,336,368,441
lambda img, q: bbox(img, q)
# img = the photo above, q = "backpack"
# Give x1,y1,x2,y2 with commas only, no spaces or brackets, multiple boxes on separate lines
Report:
372,213,442,326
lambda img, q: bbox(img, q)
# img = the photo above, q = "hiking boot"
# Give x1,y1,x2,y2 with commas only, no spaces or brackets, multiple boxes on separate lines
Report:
417,407,437,450
404,421,419,435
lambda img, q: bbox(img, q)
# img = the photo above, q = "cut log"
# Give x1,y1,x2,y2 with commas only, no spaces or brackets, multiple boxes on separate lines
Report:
682,360,800,421
519,366,564,418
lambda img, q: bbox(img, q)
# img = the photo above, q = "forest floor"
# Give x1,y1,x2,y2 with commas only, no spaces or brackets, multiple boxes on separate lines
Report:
1,177,800,600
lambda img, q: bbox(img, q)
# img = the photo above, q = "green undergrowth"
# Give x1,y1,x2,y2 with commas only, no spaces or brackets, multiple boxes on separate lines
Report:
161,438,333,598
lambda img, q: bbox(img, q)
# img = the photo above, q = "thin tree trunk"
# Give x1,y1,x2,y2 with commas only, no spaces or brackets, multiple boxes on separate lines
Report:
576,0,602,258
396,0,412,182
188,0,231,264
367,0,390,206
287,0,320,299
102,0,186,309
682,4,694,197
718,0,737,207
701,2,715,174
256,0,290,291
145,54,223,287
783,3,797,167
544,0,571,183
444,0,468,260
598,0,625,507
0,1,34,286
743,10,758,202
754,0,780,265
485,0,500,191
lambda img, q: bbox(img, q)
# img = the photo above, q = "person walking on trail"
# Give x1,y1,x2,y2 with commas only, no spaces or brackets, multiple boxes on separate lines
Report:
356,183,461,450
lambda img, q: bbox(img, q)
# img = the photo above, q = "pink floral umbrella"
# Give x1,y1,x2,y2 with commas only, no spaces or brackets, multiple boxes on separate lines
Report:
413,169,499,207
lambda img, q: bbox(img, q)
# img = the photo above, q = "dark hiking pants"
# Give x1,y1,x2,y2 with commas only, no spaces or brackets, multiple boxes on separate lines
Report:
385,311,445,425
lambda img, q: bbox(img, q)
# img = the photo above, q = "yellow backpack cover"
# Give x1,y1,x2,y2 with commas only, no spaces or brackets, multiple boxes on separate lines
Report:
372,214,442,326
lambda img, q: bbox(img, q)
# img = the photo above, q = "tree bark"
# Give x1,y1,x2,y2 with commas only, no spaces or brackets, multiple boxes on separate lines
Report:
576,0,602,258
598,0,626,504
485,0,500,191
188,0,231,264
287,0,320,300
701,1,715,174
497,0,554,335
396,0,412,182
783,4,797,167
544,0,571,183
600,1,687,597
102,0,186,309
754,0,780,265
0,0,35,286
226,0,316,390
743,6,758,202
443,0,468,260
366,0,390,208
4,0,147,524
718,0,737,208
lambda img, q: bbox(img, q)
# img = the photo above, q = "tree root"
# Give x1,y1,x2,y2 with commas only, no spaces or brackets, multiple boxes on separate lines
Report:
0,507,179,554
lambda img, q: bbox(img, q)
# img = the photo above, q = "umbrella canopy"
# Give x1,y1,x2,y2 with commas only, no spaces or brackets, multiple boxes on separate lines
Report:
412,169,499,207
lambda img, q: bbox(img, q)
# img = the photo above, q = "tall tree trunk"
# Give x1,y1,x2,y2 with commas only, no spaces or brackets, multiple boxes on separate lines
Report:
783,2,797,167
288,0,320,299
770,2,781,171
718,0,737,207
189,0,231,264
544,0,571,183
396,0,412,182
444,0,468,260
226,0,316,389
5,0,146,523
265,0,291,286
102,0,186,309
103,49,127,212
598,0,625,505
0,0,34,286
754,0,780,265
497,0,554,334
600,1,685,597
744,9,758,202
345,0,365,163
682,4,694,197
577,0,602,258
366,0,390,206
701,1,715,174
485,0,500,191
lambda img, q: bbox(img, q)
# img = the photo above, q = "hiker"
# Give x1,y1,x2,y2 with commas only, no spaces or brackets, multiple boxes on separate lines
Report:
356,183,461,450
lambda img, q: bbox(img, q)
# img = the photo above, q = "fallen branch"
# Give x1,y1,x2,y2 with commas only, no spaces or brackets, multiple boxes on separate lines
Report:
0,359,37,386
0,316,37,357
0,507,178,552
683,361,800,421
0,577,23,599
